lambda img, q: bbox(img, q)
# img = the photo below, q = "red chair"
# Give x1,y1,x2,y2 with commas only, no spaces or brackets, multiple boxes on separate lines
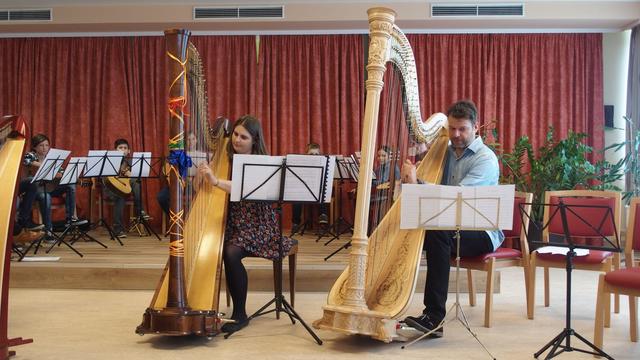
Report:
455,191,533,327
593,197,640,348
528,190,621,320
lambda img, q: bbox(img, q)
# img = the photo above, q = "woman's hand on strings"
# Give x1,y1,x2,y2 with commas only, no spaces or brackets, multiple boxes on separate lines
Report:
197,162,218,187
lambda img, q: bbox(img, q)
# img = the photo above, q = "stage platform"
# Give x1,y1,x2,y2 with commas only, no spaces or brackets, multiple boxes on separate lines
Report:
9,227,497,292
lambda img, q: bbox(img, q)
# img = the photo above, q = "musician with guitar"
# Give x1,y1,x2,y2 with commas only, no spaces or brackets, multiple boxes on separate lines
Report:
103,138,147,238
20,134,79,241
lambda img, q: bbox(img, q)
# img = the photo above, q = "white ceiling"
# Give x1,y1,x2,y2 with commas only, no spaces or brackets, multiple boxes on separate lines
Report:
1,0,639,35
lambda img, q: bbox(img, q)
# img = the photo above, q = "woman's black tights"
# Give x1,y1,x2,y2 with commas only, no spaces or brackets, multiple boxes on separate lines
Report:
223,244,250,321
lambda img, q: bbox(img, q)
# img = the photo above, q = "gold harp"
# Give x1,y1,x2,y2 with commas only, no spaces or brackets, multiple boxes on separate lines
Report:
0,115,33,357
313,8,449,342
136,30,231,336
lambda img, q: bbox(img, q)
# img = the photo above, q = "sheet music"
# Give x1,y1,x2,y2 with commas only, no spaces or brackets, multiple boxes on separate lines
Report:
59,157,87,185
31,148,71,182
83,150,124,177
231,154,284,202
187,150,209,177
536,246,589,257
129,152,152,178
400,184,515,231
283,154,335,203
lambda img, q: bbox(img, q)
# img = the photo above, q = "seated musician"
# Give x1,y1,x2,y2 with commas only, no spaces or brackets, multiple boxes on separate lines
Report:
291,142,329,234
20,134,79,241
104,138,147,238
198,115,294,334
401,100,502,337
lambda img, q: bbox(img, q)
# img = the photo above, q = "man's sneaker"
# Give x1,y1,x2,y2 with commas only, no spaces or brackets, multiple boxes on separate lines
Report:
24,221,45,231
318,214,329,224
140,211,151,220
67,217,88,226
43,232,57,244
403,314,444,338
115,231,127,239
290,223,302,235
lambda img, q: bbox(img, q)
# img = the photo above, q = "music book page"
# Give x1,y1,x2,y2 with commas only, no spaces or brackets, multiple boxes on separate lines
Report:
130,152,152,178
400,184,515,231
231,154,284,202
283,154,335,203
59,157,87,185
83,150,124,177
536,246,589,257
31,148,71,182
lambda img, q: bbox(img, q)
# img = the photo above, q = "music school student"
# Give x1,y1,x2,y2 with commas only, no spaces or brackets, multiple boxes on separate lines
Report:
198,115,295,334
19,134,79,241
104,138,148,238
290,142,329,234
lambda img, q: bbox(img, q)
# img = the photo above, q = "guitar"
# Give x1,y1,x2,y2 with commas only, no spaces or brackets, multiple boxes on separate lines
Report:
104,176,132,197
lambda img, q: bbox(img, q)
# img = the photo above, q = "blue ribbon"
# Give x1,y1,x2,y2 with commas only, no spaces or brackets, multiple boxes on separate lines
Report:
167,150,192,179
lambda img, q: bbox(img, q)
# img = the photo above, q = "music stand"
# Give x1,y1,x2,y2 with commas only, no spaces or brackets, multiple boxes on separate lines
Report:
399,184,514,359
83,150,126,245
29,149,85,257
224,154,325,345
523,200,620,360
55,156,107,249
125,152,162,240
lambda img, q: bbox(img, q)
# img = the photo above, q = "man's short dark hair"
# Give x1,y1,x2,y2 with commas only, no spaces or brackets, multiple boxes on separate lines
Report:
306,142,320,153
114,138,129,149
447,100,478,125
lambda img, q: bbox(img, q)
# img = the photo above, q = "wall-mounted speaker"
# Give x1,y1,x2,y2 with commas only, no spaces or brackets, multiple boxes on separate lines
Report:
604,105,614,128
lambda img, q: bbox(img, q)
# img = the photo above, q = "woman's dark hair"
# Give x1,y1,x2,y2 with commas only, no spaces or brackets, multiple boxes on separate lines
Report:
31,133,50,149
226,115,268,160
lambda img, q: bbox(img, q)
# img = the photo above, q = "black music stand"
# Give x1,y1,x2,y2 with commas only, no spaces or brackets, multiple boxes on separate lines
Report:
83,150,126,246
400,184,514,359
523,200,620,360
125,152,162,241
54,156,107,250
29,149,86,257
223,154,325,345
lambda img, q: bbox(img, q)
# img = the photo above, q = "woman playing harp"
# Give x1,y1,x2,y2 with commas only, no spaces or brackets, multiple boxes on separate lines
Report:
313,8,450,342
136,29,231,337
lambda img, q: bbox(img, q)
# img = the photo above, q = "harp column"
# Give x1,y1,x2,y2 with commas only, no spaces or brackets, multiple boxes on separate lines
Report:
343,7,396,309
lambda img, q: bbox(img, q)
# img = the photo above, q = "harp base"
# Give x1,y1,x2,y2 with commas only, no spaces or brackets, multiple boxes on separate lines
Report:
135,307,220,338
313,305,400,343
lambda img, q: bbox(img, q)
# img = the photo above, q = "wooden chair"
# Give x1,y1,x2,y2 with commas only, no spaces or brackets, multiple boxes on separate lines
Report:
593,197,640,349
455,191,533,327
225,243,298,309
528,190,621,320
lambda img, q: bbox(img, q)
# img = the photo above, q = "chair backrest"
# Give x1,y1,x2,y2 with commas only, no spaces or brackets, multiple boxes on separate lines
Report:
625,197,640,267
542,190,621,247
502,191,533,250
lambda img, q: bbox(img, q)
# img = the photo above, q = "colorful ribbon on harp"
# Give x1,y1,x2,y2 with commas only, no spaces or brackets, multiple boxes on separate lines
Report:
167,150,192,179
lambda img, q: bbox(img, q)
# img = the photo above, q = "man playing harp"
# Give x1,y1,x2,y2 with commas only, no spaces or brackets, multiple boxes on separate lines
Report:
401,100,502,336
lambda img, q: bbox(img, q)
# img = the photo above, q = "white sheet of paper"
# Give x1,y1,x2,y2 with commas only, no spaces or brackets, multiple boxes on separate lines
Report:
129,152,152,178
31,148,71,182
187,150,209,177
59,157,87,185
231,154,284,202
400,184,515,231
283,154,335,203
83,150,124,177
536,246,589,257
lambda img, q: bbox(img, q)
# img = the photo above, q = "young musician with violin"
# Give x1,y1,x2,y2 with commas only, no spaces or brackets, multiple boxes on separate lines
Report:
104,138,148,238
401,100,502,337
198,115,295,334
20,134,79,241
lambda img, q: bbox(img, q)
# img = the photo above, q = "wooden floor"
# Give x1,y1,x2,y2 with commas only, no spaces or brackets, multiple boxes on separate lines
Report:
9,226,494,292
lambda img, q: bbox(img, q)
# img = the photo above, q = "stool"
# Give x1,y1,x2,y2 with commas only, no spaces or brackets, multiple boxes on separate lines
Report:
225,243,298,308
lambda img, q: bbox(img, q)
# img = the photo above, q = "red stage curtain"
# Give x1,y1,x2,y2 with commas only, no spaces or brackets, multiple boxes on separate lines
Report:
254,35,365,156
408,33,604,159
